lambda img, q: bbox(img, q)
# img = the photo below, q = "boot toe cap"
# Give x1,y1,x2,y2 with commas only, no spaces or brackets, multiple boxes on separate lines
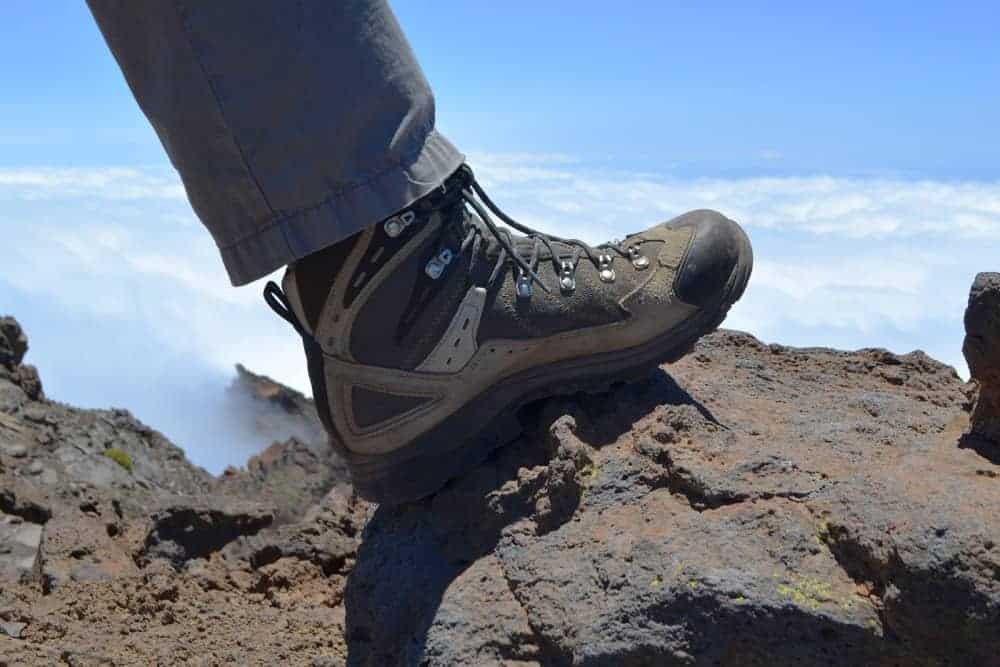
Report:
665,210,751,307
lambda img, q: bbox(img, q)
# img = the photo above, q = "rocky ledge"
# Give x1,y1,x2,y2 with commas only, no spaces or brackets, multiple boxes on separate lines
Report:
2,276,999,666
0,317,364,665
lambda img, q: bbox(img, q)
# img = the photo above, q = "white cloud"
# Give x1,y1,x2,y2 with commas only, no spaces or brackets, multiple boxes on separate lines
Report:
0,167,186,200
1,157,990,470
468,152,990,376
469,159,1000,242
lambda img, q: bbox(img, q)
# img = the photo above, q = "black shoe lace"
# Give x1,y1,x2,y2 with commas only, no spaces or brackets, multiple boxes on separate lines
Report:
444,165,634,295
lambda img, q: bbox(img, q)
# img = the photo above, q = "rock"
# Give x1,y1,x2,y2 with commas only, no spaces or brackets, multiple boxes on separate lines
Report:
0,316,356,664
964,272,1000,447
0,512,42,582
4,444,28,459
231,485,368,577
3,310,998,665
0,619,28,639
346,331,997,666
0,316,28,368
15,364,43,400
216,437,349,523
231,363,328,450
141,499,274,567
38,513,138,592
0,487,51,524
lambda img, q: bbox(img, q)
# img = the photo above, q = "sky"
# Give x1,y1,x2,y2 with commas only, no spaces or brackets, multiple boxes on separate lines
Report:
2,1,998,472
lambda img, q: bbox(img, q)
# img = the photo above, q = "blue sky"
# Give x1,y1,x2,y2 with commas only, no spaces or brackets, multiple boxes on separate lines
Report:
5,1,999,176
2,2,998,472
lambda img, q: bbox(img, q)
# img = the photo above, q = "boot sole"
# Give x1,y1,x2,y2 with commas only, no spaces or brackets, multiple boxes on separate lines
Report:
346,227,753,505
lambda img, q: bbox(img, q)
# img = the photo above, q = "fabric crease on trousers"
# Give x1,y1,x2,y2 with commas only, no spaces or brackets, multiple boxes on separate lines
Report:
88,0,464,285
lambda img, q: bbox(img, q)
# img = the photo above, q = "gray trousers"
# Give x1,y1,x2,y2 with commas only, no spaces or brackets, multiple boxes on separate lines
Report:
88,0,464,286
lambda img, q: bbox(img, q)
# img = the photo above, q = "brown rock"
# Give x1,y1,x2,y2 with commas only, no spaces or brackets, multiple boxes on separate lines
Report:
0,317,356,665
39,514,138,592
4,312,998,665
348,330,996,666
231,363,328,448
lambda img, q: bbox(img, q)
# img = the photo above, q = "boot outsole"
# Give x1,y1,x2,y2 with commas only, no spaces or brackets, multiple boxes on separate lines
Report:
345,226,754,505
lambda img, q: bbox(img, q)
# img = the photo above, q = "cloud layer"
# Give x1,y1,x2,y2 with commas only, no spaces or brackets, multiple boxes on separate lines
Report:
468,154,993,374
2,158,993,470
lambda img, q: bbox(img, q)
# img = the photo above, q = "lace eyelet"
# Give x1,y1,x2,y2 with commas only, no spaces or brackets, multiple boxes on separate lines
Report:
559,260,576,293
598,253,616,283
424,247,453,279
384,210,416,238
629,245,650,270
516,271,533,299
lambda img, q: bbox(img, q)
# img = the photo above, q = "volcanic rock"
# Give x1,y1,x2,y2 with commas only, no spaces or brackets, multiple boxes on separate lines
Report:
232,363,328,450
0,316,29,369
965,272,1000,449
0,315,358,665
140,499,275,568
217,436,348,523
347,332,997,666
3,301,999,666
0,512,41,582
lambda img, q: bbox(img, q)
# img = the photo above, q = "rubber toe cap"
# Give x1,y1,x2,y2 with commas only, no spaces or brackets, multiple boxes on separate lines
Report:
668,210,750,307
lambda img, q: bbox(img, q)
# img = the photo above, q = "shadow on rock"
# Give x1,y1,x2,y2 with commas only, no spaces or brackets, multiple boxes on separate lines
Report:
344,369,706,666
570,368,722,447
958,432,1000,465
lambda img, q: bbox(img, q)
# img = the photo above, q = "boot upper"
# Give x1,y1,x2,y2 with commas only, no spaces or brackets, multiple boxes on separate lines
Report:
279,165,750,456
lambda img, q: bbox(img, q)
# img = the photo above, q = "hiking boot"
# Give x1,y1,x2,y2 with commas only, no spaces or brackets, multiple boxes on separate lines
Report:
265,165,752,504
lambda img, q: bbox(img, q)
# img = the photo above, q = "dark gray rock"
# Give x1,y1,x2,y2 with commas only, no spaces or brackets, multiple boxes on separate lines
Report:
0,316,28,369
230,485,366,576
0,512,42,582
0,486,51,524
964,272,1000,449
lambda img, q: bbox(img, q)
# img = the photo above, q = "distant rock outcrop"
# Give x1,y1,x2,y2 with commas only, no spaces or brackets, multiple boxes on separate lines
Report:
0,316,360,663
965,272,1000,450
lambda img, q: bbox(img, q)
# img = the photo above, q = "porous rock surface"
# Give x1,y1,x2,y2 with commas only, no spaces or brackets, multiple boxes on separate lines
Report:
965,272,1000,450
0,316,362,665
349,334,997,666
1,308,998,665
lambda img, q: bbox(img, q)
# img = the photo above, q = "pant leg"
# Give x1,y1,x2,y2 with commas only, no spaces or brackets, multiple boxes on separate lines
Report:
88,0,463,286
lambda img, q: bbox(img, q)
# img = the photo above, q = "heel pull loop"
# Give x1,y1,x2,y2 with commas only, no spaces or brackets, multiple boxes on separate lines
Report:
263,281,338,435
263,281,306,338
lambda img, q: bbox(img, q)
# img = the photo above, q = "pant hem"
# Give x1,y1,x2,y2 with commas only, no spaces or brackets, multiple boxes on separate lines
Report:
219,130,464,286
